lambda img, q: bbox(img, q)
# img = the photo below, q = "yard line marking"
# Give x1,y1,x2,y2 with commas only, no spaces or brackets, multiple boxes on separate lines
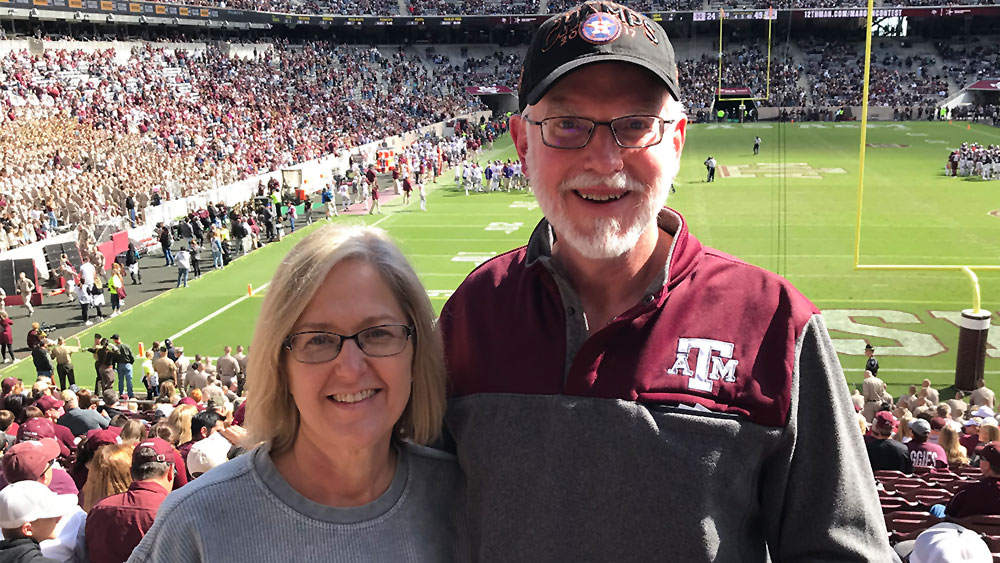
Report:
169,214,395,343
169,282,270,342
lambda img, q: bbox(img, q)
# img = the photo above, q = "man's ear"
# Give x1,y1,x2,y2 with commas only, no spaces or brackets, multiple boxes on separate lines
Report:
671,116,687,160
509,114,531,177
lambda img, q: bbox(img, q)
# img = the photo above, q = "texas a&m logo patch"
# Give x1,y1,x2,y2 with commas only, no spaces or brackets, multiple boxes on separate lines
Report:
667,338,739,392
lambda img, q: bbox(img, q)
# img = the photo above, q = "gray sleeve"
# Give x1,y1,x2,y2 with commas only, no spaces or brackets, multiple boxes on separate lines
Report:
761,314,896,562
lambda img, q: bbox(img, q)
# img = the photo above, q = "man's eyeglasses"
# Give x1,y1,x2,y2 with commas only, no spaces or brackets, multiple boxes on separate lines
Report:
523,115,675,150
283,324,414,364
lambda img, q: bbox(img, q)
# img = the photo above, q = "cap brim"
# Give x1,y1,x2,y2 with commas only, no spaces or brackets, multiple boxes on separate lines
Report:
524,53,680,110
28,493,78,523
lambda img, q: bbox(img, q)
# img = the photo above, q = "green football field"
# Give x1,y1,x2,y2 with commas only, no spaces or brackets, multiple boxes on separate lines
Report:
5,120,999,400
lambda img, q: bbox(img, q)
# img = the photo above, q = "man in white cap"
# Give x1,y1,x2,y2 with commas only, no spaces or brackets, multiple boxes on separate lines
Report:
907,523,990,563
0,480,77,562
186,432,233,478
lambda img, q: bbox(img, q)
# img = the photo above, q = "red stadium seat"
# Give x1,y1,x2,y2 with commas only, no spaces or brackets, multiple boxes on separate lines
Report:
942,480,974,493
884,511,939,542
881,498,920,514
925,472,961,483
957,466,984,478
875,470,908,480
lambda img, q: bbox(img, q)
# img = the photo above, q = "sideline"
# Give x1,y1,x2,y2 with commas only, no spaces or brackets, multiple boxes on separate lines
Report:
168,213,395,344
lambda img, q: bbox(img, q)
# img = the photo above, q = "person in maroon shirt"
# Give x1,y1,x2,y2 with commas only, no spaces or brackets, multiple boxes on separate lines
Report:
946,441,1000,518
85,438,175,563
33,397,76,457
907,418,948,469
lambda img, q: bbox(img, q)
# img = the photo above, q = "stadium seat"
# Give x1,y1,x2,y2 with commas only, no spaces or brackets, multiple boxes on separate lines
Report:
882,478,930,492
881,498,920,514
875,470,907,480
925,472,961,483
942,480,974,494
884,511,939,542
957,466,984,478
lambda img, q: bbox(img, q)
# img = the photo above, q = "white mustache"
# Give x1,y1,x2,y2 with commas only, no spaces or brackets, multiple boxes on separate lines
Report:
558,171,646,193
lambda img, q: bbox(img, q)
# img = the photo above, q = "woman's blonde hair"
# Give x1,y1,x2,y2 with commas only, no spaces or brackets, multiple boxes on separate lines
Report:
895,415,915,443
245,225,445,454
939,423,969,466
980,422,1000,443
167,404,198,445
81,443,135,512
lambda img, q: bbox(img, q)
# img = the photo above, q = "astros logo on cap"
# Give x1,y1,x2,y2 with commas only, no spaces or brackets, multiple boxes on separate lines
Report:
580,12,622,44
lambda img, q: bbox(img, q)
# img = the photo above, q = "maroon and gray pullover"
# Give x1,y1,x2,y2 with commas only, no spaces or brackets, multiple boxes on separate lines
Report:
439,208,894,562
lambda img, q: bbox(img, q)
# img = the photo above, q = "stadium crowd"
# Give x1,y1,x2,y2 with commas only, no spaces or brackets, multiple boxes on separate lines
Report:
937,40,1000,89
0,325,251,561
678,45,806,113
2,333,1000,561
0,41,490,250
801,39,950,107
858,362,1000,558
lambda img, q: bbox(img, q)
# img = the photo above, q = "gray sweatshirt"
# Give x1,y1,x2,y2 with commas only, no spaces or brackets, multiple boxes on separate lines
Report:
127,442,469,562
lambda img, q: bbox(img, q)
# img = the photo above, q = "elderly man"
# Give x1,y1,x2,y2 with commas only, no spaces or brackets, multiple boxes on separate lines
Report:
438,2,892,560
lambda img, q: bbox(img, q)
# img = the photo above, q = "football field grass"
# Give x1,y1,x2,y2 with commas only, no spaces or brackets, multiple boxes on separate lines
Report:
5,120,999,400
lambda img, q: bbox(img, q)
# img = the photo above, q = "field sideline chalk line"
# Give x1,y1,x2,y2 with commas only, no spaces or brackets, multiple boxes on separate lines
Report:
169,214,395,343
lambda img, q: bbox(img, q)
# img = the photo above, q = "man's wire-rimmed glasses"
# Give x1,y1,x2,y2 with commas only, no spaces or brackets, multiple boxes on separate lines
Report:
522,115,675,149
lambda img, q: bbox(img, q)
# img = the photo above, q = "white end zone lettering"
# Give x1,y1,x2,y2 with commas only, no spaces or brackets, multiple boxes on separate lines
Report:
822,309,946,357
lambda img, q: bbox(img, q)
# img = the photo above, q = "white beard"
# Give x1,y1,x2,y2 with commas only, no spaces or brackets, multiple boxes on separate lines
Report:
533,164,676,260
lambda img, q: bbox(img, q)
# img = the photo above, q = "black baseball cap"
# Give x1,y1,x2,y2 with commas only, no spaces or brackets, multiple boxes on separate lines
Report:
518,1,681,112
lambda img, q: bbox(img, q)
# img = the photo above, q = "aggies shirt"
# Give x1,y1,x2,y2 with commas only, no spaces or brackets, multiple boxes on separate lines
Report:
907,439,948,468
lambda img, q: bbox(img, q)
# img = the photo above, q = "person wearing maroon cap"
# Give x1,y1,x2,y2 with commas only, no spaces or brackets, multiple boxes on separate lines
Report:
1,437,87,562
865,411,913,474
15,419,71,462
437,2,892,561
85,438,175,563
944,441,1000,518
30,399,75,459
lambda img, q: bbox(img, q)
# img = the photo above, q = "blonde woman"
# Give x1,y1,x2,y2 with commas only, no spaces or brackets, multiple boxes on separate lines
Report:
939,422,969,467
895,415,915,444
108,263,126,317
131,225,466,562
166,404,198,446
81,443,135,512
